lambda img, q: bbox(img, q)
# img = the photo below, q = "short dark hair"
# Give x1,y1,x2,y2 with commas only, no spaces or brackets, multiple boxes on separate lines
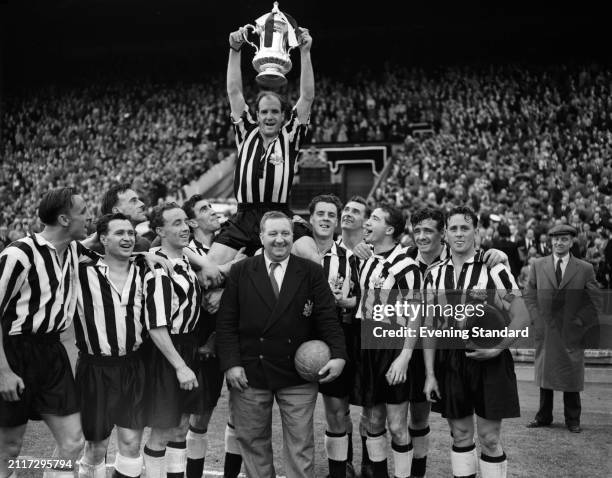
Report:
410,207,445,232
150,202,182,232
309,194,343,217
96,213,131,240
378,205,406,240
182,194,206,220
255,91,286,114
260,211,292,233
38,187,75,225
446,206,479,229
100,183,132,215
345,195,371,218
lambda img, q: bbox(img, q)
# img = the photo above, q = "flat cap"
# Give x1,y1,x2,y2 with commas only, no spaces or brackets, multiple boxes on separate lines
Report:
548,224,577,237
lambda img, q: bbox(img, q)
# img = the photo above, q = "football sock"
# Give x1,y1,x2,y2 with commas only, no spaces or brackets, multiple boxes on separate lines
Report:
409,426,430,477
479,453,507,478
113,453,144,478
366,430,388,478
391,441,413,478
325,430,348,478
451,443,478,478
144,446,166,478
78,458,106,478
186,426,207,478
166,441,186,478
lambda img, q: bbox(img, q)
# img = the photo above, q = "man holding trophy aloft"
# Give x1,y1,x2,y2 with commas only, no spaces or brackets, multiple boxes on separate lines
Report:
205,2,318,272
210,4,324,478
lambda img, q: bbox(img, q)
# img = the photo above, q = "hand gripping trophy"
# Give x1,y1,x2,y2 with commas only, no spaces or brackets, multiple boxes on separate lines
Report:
241,1,302,88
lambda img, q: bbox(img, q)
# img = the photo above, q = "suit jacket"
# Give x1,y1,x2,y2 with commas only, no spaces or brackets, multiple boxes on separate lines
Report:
492,238,522,278
524,254,602,391
536,241,552,257
216,254,347,391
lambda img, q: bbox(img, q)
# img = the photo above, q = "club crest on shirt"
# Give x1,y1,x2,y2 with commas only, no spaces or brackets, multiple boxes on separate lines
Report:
302,299,313,317
468,288,488,302
268,152,284,166
372,275,386,289
329,274,345,291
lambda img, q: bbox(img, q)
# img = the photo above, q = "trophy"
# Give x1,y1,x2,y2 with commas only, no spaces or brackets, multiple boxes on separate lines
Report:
242,2,300,88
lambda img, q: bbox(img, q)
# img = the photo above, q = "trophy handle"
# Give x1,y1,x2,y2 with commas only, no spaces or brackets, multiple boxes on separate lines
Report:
242,24,259,53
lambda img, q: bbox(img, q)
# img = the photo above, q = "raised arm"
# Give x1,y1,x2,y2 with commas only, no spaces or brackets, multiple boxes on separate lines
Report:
295,28,314,124
227,28,247,119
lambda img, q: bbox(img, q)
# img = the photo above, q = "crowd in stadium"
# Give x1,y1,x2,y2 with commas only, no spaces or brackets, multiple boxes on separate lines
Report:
2,64,612,285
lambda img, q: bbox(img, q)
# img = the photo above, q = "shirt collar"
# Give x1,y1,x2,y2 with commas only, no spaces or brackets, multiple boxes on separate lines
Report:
94,256,136,272
554,254,570,264
264,253,290,271
372,243,402,262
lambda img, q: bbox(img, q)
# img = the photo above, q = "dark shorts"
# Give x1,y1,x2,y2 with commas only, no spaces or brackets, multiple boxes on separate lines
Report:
407,347,427,403
196,310,223,410
76,351,146,441
145,333,206,429
214,203,312,256
432,348,520,420
351,347,411,407
319,322,355,399
0,333,79,427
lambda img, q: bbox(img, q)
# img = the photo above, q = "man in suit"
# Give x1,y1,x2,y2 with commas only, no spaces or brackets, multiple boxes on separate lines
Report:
525,224,602,433
536,233,552,257
492,224,522,279
216,211,347,478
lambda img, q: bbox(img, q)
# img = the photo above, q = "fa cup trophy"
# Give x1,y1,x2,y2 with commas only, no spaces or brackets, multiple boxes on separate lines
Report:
242,2,300,88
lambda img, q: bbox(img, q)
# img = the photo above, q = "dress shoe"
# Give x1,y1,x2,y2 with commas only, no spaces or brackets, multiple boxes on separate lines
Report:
526,420,551,428
567,424,582,433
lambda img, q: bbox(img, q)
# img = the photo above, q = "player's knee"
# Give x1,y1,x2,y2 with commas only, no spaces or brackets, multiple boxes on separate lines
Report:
451,425,473,447
387,419,408,444
366,408,386,433
190,411,212,430
325,408,346,432
147,428,170,449
59,433,85,459
117,436,142,458
478,430,502,454
83,441,107,464
1,435,23,459
173,422,190,442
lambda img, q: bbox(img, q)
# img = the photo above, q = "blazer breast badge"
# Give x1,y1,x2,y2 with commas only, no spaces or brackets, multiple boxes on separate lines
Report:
302,299,313,317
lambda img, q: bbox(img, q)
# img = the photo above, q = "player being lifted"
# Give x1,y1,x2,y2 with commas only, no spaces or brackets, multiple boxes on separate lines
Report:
205,25,319,273
423,206,530,478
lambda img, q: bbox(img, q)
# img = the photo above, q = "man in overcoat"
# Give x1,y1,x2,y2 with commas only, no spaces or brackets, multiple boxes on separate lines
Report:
525,224,602,433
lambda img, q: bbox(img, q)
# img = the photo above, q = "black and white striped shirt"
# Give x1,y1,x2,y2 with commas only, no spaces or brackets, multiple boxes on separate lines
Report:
321,242,359,312
0,234,92,336
144,250,202,335
75,258,150,356
233,107,307,204
189,238,210,256
423,252,519,329
356,244,421,322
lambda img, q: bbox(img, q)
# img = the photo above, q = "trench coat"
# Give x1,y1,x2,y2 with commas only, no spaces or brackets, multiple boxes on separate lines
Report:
524,254,601,391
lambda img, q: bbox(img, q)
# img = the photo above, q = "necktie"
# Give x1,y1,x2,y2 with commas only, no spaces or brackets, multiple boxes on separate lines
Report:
555,258,563,286
269,262,280,299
